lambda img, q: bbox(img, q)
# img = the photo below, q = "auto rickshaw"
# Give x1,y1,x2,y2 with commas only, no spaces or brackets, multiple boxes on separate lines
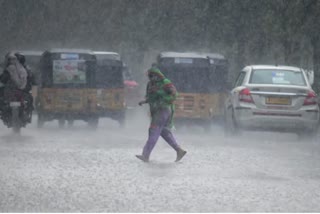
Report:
156,52,229,131
36,49,99,128
93,51,126,127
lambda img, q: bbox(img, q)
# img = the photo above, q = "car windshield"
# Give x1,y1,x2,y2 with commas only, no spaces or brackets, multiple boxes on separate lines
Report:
250,69,306,86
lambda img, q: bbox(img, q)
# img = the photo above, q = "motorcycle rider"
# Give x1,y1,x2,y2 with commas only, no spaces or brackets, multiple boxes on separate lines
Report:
0,52,28,125
15,52,36,120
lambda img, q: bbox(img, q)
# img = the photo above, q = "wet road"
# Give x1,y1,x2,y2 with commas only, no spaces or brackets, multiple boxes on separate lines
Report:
0,110,320,212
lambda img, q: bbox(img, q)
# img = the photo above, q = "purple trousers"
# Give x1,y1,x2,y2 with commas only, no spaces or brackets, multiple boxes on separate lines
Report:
142,107,180,159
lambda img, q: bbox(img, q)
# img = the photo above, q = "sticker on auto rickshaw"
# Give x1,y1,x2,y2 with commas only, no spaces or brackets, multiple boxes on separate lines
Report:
60,53,79,59
53,60,87,84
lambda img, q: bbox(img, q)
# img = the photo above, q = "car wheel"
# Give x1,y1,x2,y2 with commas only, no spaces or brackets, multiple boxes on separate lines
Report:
297,129,317,142
224,108,240,138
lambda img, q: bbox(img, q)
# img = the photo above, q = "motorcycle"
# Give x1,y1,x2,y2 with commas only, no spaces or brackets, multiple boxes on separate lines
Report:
0,90,32,133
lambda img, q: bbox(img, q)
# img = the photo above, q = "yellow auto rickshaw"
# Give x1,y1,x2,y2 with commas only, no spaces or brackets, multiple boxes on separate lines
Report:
36,49,99,128
156,52,229,131
94,51,126,127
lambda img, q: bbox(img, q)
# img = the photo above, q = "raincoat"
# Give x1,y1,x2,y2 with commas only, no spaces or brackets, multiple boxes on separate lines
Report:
0,52,28,90
141,67,181,160
146,67,177,128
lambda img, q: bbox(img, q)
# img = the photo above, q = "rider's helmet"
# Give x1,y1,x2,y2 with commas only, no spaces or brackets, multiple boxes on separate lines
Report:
4,52,17,66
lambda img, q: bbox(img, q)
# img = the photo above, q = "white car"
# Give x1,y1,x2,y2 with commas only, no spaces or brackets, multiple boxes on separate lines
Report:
224,65,319,139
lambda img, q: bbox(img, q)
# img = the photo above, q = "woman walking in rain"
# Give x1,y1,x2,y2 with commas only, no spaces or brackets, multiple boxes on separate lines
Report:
136,67,187,162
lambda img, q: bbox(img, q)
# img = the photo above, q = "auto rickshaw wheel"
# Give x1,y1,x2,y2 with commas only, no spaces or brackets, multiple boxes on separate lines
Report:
117,111,126,129
58,119,66,128
67,120,74,127
118,118,126,129
37,113,44,128
203,120,212,133
35,96,40,114
88,117,99,129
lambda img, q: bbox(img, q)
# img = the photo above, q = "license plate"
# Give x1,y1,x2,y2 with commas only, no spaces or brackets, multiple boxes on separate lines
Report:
9,102,21,107
266,97,291,105
61,96,81,103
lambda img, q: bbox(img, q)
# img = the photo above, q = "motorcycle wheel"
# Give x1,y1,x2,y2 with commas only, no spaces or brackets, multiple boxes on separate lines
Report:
12,107,21,134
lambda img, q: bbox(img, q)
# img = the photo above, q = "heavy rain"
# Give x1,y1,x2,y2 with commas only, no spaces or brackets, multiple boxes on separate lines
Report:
0,0,320,212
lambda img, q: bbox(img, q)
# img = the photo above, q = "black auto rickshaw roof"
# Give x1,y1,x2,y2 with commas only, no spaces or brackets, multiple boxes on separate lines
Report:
93,51,123,66
157,52,211,67
159,52,209,59
41,49,96,61
44,48,94,55
14,50,43,56
203,53,226,60
93,51,121,61
203,52,228,66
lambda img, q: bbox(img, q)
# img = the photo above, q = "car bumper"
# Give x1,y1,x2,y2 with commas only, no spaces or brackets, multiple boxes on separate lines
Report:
234,107,319,132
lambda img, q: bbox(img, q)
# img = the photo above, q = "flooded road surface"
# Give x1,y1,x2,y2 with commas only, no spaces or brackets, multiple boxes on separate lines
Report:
0,111,320,212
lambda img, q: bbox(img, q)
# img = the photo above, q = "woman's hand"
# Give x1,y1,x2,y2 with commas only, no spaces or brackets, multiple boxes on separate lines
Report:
138,100,147,106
